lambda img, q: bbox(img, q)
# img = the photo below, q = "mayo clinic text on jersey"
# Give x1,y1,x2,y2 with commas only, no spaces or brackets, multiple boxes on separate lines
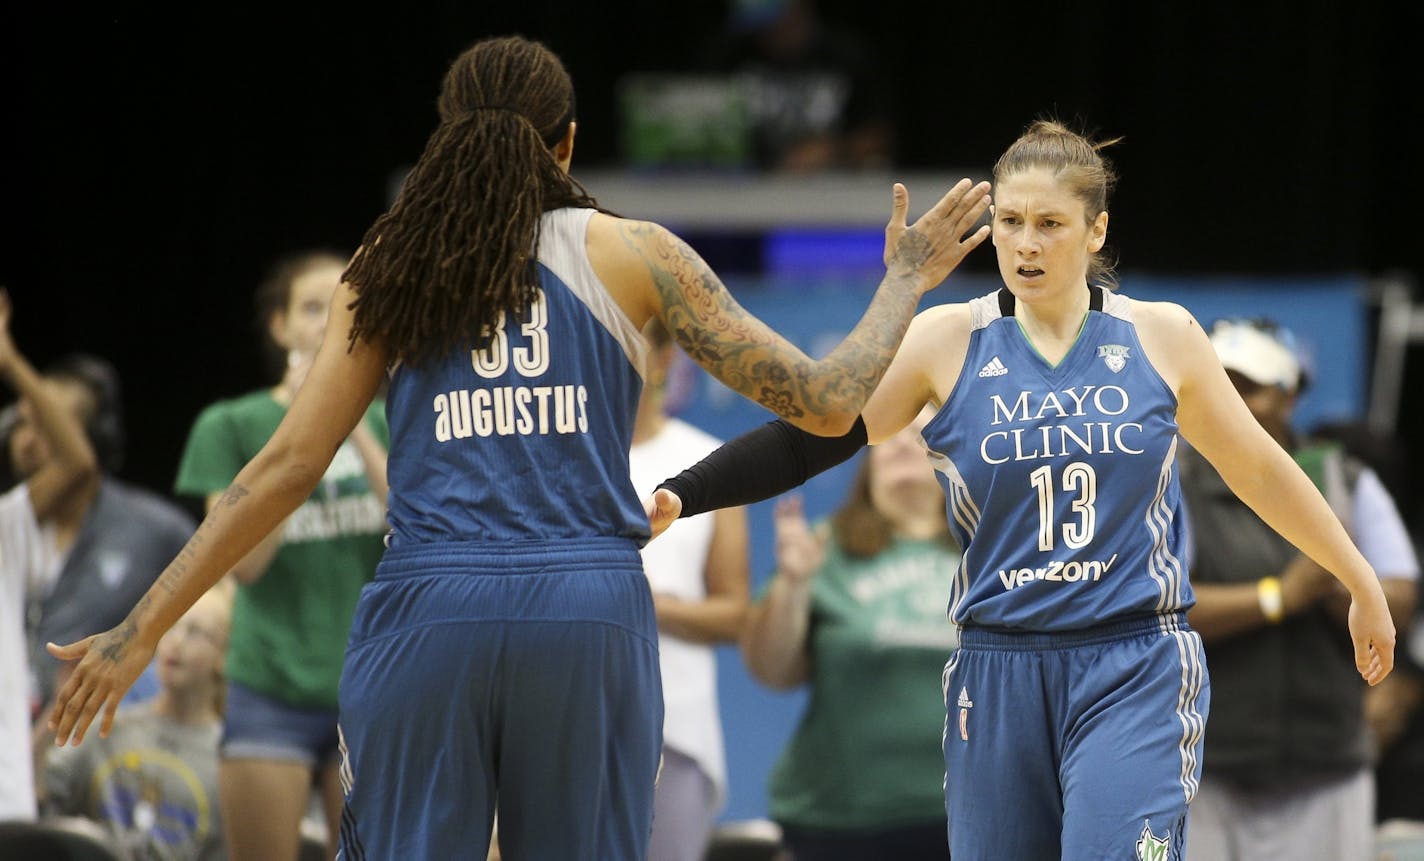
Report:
979,384,1145,464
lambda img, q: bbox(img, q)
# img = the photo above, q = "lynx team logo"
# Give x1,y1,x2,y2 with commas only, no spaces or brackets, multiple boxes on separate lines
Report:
1135,821,1170,861
1098,344,1131,373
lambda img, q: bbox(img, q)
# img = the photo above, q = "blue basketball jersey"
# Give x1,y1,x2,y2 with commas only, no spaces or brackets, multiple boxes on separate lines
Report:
922,285,1192,631
383,207,650,546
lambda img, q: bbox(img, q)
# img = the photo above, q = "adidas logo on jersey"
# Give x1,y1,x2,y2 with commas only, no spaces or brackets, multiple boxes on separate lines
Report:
978,357,1008,378
957,687,973,709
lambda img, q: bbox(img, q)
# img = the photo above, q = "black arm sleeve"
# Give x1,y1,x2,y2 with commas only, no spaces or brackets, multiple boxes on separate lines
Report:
656,416,868,518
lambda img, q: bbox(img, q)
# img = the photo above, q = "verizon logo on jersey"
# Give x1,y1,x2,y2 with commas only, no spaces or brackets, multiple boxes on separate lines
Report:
997,554,1119,589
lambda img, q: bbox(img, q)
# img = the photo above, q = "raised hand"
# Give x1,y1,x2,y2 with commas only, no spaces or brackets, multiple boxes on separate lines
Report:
773,495,824,585
883,179,993,294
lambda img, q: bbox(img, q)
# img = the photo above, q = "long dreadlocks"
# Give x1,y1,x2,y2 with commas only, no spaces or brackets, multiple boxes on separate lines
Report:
344,36,603,366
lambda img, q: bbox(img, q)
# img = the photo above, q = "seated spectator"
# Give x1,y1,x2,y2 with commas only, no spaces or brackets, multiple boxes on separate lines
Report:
41,588,231,861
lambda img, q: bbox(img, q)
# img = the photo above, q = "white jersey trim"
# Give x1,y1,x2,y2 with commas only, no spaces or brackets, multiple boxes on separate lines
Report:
538,208,650,380
968,291,1002,332
1100,286,1134,322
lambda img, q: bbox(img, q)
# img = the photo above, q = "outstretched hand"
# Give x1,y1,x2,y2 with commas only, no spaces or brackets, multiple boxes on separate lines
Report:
1348,592,1396,686
45,622,154,747
883,179,993,294
644,487,683,541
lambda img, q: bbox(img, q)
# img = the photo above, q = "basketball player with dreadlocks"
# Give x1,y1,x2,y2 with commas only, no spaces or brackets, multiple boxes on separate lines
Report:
44,35,991,859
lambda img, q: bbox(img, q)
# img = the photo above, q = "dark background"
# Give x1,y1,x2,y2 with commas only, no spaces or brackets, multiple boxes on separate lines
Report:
4,2,1422,507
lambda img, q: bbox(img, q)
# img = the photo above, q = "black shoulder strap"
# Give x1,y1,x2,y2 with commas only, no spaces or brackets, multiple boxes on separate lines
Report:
996,283,1102,318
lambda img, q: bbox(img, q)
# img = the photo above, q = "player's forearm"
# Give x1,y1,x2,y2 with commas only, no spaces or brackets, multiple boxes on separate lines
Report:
634,219,927,437
794,267,925,434
224,523,286,585
132,446,323,645
1223,444,1382,600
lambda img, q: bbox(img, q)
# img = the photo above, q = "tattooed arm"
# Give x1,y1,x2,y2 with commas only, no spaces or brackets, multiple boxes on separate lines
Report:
591,181,991,436
46,281,388,746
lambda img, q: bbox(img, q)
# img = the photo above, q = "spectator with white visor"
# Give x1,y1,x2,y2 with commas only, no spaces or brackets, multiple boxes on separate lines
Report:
1181,316,1419,861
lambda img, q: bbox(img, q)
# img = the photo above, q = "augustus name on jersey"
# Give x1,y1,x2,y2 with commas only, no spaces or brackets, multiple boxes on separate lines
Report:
384,207,650,546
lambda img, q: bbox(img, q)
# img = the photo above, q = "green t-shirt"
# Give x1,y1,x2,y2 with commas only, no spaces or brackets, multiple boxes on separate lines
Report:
174,390,389,709
767,528,961,832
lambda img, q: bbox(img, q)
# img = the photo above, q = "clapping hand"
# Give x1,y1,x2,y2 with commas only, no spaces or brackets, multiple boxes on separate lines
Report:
773,495,824,585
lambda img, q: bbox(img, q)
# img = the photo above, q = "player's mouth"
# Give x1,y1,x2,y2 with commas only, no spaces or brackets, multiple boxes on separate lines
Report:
1017,265,1044,280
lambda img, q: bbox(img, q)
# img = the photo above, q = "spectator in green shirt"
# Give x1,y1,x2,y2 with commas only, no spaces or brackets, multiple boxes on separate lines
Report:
171,251,389,861
741,410,958,859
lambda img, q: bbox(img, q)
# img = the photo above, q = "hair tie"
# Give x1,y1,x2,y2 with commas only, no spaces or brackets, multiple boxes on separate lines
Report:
457,102,574,148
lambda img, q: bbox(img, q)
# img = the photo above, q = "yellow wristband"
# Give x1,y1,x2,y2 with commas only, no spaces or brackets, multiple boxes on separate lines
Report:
1258,576,1284,624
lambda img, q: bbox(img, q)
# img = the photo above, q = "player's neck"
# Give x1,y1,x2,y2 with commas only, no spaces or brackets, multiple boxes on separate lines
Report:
1014,284,1091,366
1016,283,1090,340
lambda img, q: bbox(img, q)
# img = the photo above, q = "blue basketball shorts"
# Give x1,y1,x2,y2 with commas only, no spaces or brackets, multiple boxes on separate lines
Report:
334,538,663,861
942,612,1209,861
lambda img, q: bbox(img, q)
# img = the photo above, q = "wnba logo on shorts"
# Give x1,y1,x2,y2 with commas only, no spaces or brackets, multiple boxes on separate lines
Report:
956,687,973,741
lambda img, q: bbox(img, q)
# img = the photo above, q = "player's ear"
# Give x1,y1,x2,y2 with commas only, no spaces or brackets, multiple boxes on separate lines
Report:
1088,210,1108,253
554,122,576,171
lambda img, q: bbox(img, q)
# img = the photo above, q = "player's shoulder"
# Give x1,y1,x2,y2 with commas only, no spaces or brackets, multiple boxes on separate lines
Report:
1122,297,1209,351
1121,295,1196,326
910,300,973,336
901,301,974,362
589,210,653,241
585,212,667,289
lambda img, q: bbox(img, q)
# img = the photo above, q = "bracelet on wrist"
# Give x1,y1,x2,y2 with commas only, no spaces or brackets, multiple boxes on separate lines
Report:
1258,576,1284,624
